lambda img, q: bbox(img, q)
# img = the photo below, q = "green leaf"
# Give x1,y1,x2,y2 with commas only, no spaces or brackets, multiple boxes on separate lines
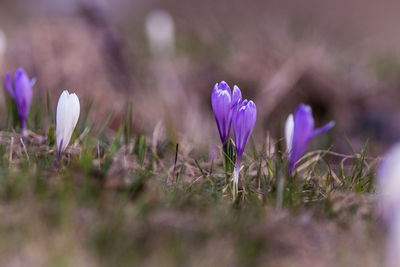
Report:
47,125,55,147
124,102,133,152
80,137,96,175
194,159,206,179
134,135,146,166
102,125,123,175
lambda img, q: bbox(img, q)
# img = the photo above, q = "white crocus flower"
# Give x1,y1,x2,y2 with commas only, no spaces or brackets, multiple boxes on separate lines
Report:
285,113,294,153
56,90,80,153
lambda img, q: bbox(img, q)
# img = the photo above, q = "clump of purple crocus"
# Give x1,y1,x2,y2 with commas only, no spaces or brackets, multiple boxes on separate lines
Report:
232,99,256,199
5,68,34,136
211,81,256,200
211,81,242,147
285,104,335,175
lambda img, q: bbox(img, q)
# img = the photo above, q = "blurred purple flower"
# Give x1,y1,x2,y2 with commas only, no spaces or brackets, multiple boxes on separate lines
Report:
5,68,34,136
211,81,242,146
286,104,335,175
377,143,400,222
376,143,400,267
232,98,257,198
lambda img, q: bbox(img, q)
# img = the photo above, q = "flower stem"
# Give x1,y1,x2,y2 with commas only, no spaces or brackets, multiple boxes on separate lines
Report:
54,151,61,170
54,139,63,171
223,142,230,183
232,157,241,201
21,119,27,137
223,142,228,166
232,166,239,201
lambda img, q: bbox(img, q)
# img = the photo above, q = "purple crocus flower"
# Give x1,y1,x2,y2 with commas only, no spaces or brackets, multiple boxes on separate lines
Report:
5,68,34,136
232,99,257,198
211,81,242,146
285,104,335,175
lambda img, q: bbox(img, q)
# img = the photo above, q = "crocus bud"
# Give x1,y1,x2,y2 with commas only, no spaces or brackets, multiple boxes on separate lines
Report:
286,104,335,175
56,90,80,154
377,144,400,267
211,81,242,147
232,98,257,199
5,68,34,136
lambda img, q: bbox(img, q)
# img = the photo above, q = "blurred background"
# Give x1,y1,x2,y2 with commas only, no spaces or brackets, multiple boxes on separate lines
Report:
1,0,400,155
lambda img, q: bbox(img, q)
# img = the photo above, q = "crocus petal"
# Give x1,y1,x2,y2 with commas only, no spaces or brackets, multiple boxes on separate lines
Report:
313,121,335,138
212,91,231,142
56,90,80,152
211,81,233,145
30,78,36,87
233,100,247,156
217,81,231,94
232,85,242,106
288,105,315,174
233,99,256,160
13,68,33,119
285,114,294,153
5,72,15,99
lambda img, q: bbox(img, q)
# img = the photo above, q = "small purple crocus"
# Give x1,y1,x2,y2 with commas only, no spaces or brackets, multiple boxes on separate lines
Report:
232,99,257,199
5,68,34,136
285,104,335,175
211,81,242,147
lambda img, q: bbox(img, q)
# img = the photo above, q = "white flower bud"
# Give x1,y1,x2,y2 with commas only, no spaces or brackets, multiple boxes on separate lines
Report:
56,90,80,152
